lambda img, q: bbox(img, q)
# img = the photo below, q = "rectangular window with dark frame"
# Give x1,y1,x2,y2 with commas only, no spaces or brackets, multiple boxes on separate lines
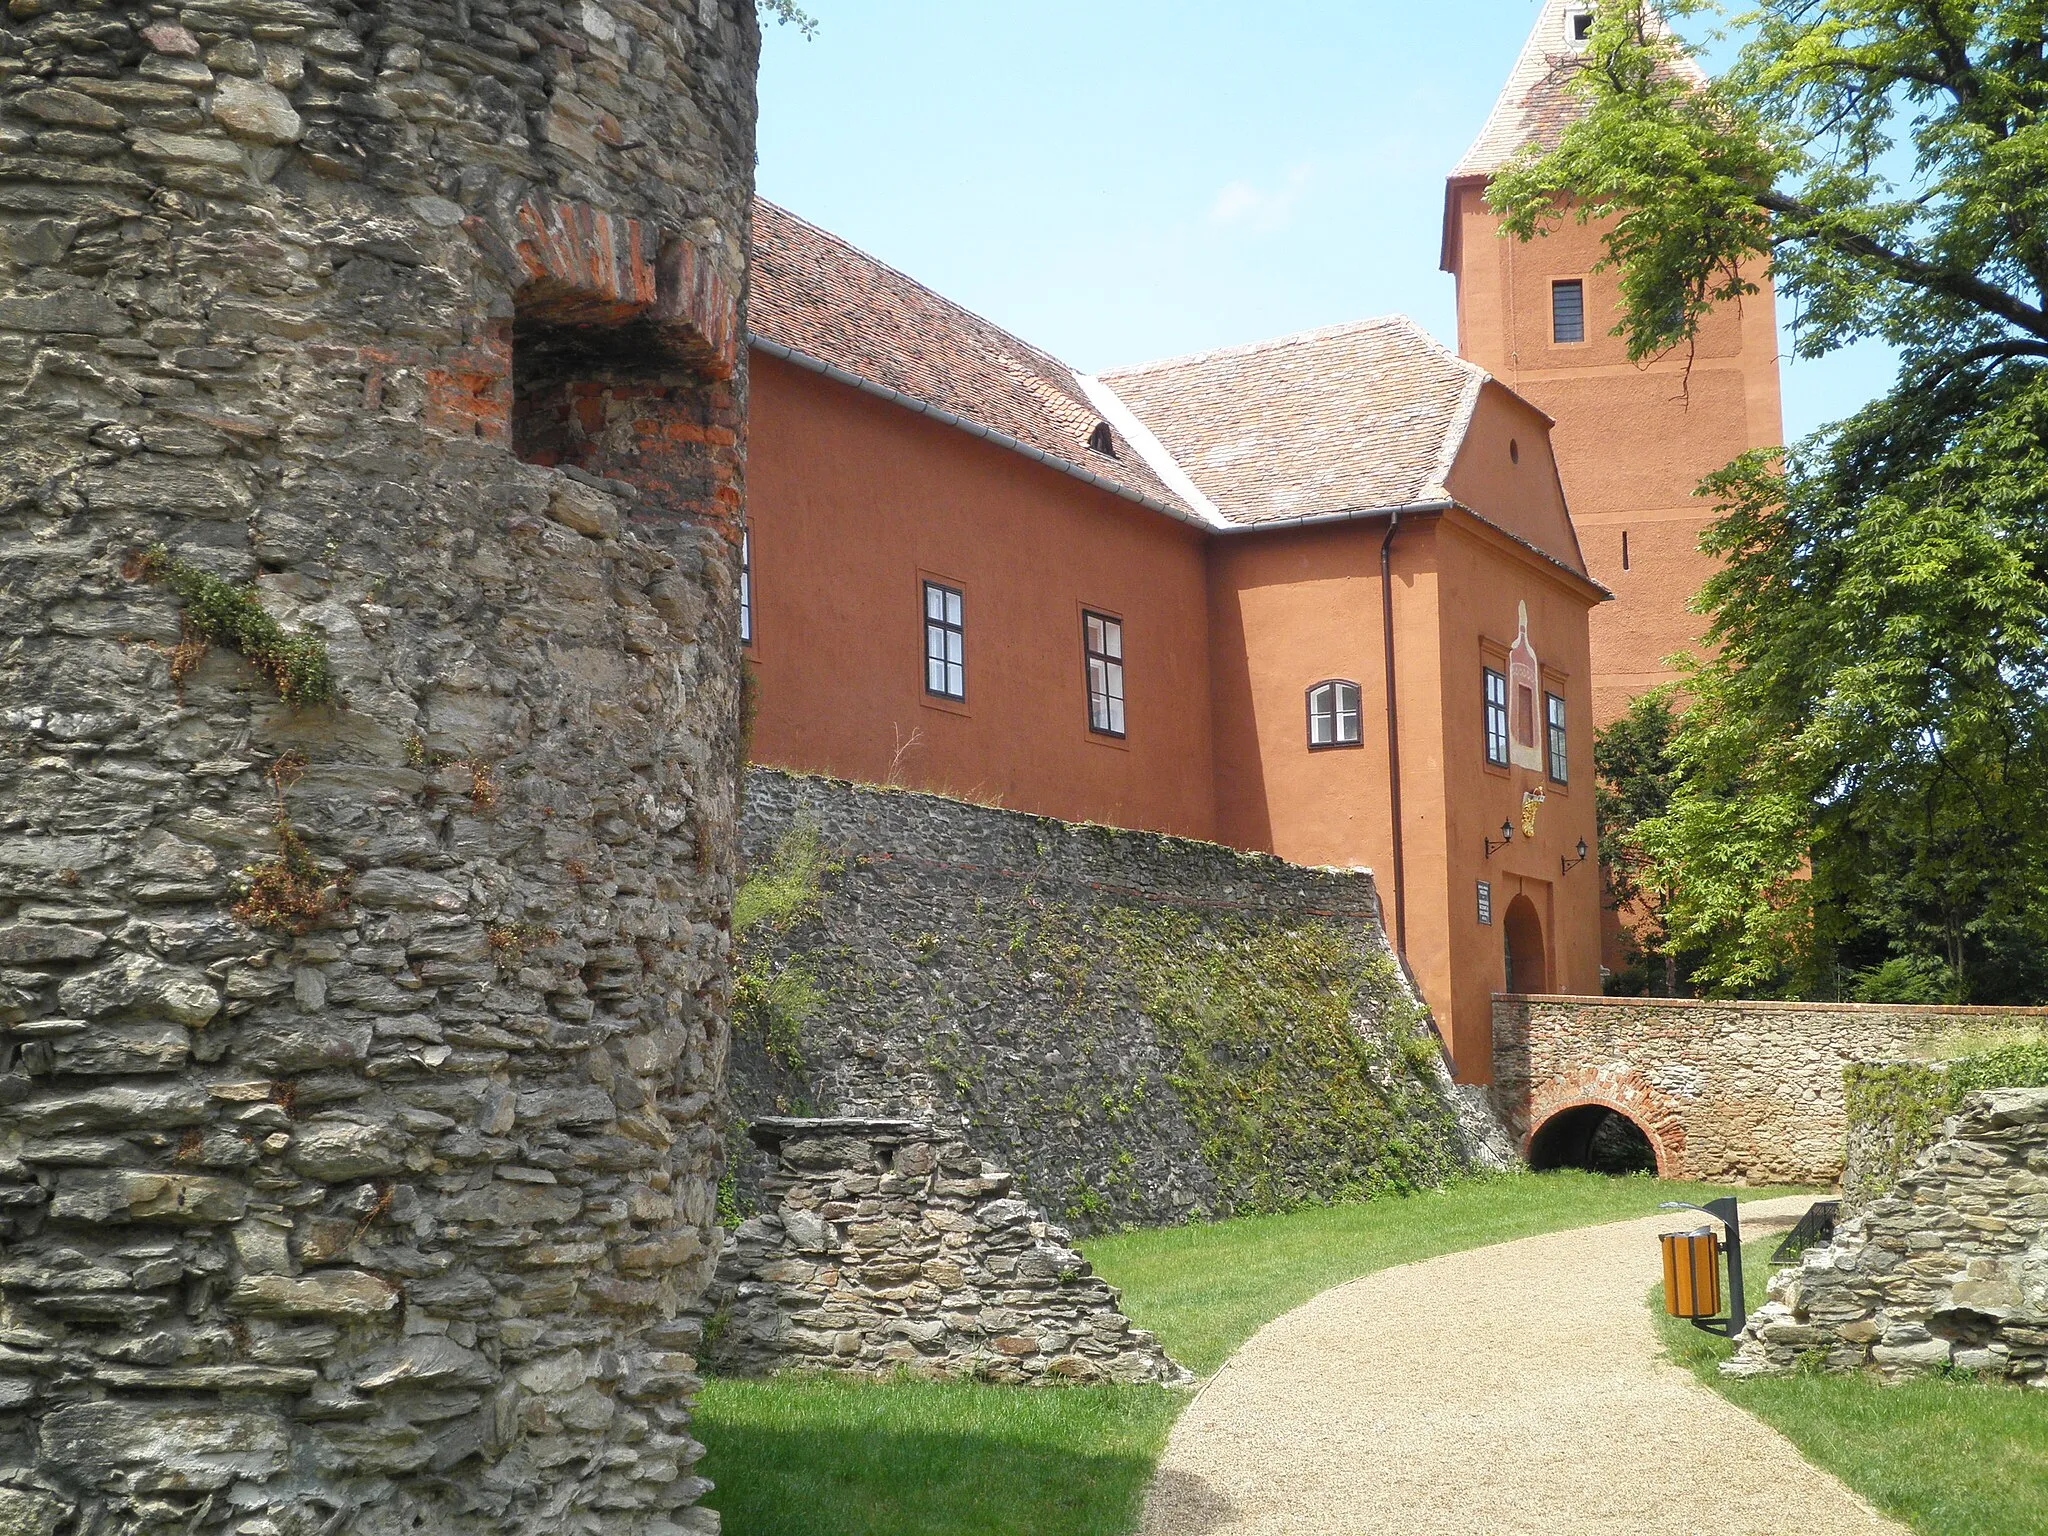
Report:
1484,667,1509,766
1546,691,1569,783
1307,679,1363,749
1552,279,1586,344
924,581,964,700
739,529,752,647
1084,611,1125,736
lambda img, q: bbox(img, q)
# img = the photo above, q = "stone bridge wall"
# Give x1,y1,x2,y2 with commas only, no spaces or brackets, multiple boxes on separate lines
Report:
1492,995,2048,1184
0,3,755,1534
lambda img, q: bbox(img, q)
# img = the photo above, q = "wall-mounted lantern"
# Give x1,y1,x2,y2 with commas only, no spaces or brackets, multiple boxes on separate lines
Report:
1560,837,1590,875
1658,1197,1747,1338
1483,819,1514,859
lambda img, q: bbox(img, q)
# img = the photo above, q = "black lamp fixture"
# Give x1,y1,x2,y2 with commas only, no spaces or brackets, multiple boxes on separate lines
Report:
1483,818,1514,859
1561,837,1590,874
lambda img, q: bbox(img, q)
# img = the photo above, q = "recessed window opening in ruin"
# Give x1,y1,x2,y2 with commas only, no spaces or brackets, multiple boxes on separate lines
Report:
1528,1104,1657,1175
512,306,680,473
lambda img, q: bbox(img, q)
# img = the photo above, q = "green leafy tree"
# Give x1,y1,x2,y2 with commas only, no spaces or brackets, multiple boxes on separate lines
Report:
1594,693,1689,994
1490,0,2048,1002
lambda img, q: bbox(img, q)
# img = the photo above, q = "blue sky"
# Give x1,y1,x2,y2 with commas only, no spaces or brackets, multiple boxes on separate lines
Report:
756,0,1895,445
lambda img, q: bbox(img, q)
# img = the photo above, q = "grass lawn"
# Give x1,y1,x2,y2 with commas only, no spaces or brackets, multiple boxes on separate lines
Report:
1656,1237,2048,1536
696,1170,1778,1534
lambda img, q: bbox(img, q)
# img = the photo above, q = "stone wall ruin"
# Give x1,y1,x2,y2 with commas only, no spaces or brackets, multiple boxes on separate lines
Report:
705,1117,1191,1387
0,2,757,1532
1728,1088,2048,1384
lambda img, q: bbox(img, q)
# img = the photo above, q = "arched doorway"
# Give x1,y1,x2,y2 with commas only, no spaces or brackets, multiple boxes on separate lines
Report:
1502,893,1548,994
1528,1105,1659,1174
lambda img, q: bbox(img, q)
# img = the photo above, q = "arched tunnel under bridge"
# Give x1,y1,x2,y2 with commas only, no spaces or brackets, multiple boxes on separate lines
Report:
1527,1104,1660,1175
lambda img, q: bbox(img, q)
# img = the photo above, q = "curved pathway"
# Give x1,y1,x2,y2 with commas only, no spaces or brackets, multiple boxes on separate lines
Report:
1141,1197,1905,1536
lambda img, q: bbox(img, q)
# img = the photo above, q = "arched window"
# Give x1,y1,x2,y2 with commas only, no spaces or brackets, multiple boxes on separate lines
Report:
1306,680,1362,750
1087,421,1117,457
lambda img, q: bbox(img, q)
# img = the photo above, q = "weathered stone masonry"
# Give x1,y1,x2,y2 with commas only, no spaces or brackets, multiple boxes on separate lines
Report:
706,1117,1190,1387
733,770,1492,1236
0,3,756,1534
1729,1088,2048,1385
1492,995,2048,1184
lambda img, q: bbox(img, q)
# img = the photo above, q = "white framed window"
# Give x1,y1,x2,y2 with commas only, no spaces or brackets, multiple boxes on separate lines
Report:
739,529,752,647
1567,6,1595,47
924,581,964,700
1552,279,1586,344
1307,680,1363,750
1084,611,1125,737
1546,691,1569,783
1484,668,1509,766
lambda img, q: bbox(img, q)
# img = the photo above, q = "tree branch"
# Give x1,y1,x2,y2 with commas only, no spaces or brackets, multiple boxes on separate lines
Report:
1914,339,2048,384
1756,189,2048,338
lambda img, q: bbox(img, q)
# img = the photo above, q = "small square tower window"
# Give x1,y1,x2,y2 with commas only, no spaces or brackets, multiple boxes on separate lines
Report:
1552,280,1586,344
1568,7,1595,47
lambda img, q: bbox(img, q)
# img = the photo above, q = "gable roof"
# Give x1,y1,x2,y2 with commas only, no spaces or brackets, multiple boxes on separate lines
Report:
1095,318,1487,529
1451,0,1706,180
747,199,1197,519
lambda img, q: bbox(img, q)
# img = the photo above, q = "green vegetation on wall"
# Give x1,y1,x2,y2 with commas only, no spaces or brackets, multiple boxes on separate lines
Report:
139,546,334,707
729,802,1466,1231
1088,905,1455,1216
1845,1031,2048,1202
733,817,829,1078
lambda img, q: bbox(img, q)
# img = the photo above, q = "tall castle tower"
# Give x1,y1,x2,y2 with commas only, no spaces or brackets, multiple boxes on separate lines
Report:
1442,1,1785,725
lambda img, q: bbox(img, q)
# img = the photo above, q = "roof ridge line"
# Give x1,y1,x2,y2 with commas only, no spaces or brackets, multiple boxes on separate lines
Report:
1101,314,1450,381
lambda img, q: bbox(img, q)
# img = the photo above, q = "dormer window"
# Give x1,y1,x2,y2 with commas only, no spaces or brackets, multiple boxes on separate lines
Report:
1087,421,1117,458
1568,7,1594,47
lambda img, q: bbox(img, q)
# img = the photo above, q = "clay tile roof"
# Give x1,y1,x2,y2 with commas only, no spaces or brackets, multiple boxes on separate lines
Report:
1095,318,1486,528
1452,0,1706,179
747,199,1194,517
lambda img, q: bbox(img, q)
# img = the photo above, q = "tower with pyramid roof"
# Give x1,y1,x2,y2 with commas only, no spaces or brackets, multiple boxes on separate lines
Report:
1442,0,1785,727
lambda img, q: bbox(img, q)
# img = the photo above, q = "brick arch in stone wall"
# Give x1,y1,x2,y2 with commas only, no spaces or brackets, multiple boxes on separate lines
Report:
1524,1066,1686,1176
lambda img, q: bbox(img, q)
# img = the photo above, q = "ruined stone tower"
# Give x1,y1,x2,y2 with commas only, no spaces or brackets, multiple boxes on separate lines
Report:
0,2,757,1531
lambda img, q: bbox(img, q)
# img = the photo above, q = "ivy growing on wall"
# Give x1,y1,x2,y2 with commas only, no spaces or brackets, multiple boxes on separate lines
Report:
728,798,1469,1230
1845,1032,2048,1201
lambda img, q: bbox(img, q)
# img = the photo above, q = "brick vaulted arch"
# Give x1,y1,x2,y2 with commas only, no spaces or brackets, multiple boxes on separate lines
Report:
1524,1066,1686,1176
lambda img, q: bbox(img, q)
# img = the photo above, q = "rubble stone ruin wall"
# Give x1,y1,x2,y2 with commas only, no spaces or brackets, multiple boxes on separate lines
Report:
1729,1088,2048,1385
705,1117,1191,1387
0,2,757,1534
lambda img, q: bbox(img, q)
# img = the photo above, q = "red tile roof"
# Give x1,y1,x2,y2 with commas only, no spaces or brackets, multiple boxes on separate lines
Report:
748,199,1193,516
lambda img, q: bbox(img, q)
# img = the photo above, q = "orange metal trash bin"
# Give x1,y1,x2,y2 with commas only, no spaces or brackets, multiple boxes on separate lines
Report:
1661,1227,1721,1319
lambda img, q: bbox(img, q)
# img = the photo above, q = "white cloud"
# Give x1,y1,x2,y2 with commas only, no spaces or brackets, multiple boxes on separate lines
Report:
1208,165,1314,233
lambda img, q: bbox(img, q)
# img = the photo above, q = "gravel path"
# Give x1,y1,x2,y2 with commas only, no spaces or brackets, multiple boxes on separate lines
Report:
1140,1197,1906,1536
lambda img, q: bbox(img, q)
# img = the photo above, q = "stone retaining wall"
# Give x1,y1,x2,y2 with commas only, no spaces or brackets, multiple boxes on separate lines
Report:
0,3,756,1532
706,1118,1190,1386
733,770,1489,1234
1728,1088,2048,1383
1492,995,2048,1183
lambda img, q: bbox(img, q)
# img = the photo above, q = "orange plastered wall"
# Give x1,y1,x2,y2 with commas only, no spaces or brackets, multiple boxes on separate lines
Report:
745,352,1220,838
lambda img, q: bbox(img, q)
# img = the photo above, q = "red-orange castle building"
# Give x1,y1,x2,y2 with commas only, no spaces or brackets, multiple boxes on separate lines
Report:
743,201,1606,1082
1442,0,1784,726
